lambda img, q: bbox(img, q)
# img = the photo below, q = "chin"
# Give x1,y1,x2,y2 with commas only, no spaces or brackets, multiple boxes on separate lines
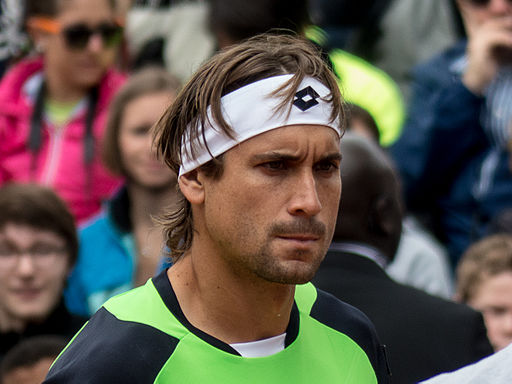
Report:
259,261,320,285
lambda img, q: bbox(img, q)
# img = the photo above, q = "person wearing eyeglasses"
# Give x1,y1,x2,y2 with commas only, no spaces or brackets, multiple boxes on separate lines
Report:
0,183,87,362
391,0,512,268
0,0,125,224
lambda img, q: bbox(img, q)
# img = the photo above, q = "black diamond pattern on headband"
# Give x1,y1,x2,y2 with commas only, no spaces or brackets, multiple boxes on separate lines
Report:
293,86,320,111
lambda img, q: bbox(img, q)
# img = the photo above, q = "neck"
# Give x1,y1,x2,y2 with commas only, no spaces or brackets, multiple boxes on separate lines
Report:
0,310,27,334
168,242,295,344
127,182,178,226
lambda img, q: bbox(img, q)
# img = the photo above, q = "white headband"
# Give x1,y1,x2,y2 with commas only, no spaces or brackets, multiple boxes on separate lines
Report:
179,74,341,177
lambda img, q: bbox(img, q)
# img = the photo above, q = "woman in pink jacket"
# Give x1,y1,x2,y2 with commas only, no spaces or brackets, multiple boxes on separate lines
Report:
0,0,125,223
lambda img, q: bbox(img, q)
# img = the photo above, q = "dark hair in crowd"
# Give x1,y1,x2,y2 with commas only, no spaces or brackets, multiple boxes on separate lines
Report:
0,335,67,383
102,67,181,176
24,0,116,19
154,33,344,261
209,0,310,42
0,183,78,266
346,103,381,143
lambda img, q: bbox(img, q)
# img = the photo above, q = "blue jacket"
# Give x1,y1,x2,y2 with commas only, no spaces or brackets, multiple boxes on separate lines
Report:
65,187,136,317
391,41,512,266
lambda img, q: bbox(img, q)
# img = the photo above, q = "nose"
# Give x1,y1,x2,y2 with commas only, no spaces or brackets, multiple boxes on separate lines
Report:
87,33,105,52
288,170,322,217
489,0,512,14
16,254,36,277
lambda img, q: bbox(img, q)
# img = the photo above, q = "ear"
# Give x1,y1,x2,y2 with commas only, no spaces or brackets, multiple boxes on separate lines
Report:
27,25,50,53
368,195,402,236
178,170,205,205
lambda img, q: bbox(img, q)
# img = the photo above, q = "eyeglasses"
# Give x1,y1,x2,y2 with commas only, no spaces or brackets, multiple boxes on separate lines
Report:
465,0,512,7
0,241,68,270
27,17,122,50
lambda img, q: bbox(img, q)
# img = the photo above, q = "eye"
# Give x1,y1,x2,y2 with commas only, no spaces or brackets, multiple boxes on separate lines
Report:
315,160,339,173
261,161,286,171
130,124,152,136
486,306,508,317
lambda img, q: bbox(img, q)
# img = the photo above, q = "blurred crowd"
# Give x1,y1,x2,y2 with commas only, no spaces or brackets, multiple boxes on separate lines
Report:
1,0,512,383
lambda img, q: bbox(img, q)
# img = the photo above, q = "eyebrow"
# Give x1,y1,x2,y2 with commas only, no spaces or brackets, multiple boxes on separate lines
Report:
251,151,342,163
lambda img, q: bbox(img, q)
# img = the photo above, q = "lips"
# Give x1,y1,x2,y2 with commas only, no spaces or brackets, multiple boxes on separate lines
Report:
277,234,320,242
12,288,42,300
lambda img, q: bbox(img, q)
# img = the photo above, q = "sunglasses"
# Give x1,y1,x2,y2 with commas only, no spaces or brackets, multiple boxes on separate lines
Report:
465,0,512,7
28,17,122,50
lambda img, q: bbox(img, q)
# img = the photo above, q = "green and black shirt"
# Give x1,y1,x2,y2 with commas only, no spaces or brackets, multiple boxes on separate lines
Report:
45,270,390,383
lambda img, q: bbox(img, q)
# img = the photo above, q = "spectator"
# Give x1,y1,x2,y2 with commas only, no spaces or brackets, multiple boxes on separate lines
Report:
0,0,125,223
65,67,181,316
391,0,512,266
346,103,454,298
44,34,389,383
0,335,67,384
0,184,86,361
312,133,493,383
456,234,512,351
310,0,464,102
208,0,405,147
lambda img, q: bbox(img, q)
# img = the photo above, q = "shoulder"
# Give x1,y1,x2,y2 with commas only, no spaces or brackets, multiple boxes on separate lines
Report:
78,211,121,255
97,69,127,106
46,282,181,383
296,283,390,382
45,307,178,384
413,40,467,83
0,58,42,107
305,285,381,349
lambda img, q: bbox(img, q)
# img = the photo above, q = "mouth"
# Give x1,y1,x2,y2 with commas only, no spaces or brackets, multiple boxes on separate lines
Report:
12,288,42,300
276,234,321,242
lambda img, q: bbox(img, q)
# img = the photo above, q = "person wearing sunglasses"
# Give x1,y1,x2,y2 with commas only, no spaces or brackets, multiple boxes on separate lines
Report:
0,0,126,224
391,0,512,268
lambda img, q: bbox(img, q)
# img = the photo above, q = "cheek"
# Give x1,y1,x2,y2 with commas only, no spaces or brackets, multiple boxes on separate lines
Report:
320,178,342,209
100,49,117,66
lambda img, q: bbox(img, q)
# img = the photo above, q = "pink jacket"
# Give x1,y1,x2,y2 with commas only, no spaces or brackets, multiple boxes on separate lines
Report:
0,58,125,223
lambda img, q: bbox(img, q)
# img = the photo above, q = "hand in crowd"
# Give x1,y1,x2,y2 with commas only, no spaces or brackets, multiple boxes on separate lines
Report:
463,14,512,94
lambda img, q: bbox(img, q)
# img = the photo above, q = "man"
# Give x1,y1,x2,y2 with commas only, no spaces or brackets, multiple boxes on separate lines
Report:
44,34,389,383
312,134,493,384
391,0,512,266
0,183,86,361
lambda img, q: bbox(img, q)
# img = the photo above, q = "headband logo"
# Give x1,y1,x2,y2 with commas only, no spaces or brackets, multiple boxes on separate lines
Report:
293,86,320,111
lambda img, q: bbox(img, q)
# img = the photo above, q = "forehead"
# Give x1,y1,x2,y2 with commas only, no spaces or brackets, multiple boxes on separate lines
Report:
226,124,340,159
473,271,512,299
58,0,114,23
0,223,65,246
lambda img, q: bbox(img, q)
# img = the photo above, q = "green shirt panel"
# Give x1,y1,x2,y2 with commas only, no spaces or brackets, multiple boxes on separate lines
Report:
154,310,376,383
104,279,377,384
103,279,189,339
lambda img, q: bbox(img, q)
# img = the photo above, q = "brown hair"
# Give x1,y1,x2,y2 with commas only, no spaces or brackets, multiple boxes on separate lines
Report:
0,335,67,380
154,33,345,261
0,183,78,266
456,234,512,302
102,67,181,176
25,0,116,19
